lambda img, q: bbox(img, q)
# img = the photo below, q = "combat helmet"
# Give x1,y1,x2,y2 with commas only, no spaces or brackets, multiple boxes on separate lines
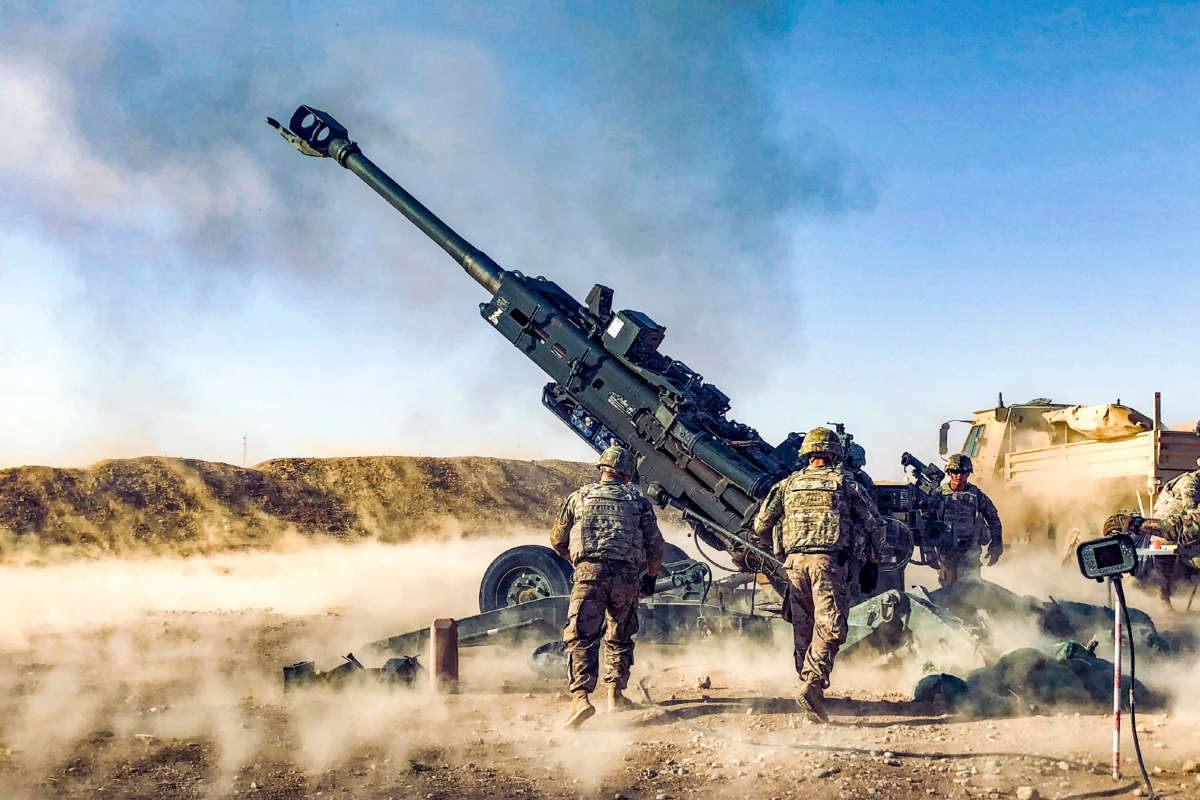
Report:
946,453,973,474
845,442,867,470
800,427,844,461
597,445,637,479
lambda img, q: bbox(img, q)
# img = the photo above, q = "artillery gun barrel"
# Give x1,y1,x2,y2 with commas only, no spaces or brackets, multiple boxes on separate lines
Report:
267,106,504,294
270,104,796,580
339,149,504,294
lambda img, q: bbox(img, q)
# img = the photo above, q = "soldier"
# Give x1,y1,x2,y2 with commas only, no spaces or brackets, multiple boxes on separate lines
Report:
752,427,885,723
931,454,1003,587
844,443,876,495
1104,458,1200,599
1150,458,1200,537
549,445,663,728
843,442,884,601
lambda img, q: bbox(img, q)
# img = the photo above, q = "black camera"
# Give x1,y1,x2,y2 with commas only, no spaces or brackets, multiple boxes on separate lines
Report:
1076,534,1138,581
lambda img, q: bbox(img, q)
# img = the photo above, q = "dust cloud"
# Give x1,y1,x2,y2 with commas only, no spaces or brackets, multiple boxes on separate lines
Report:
983,467,1155,550
0,528,799,794
0,532,541,648
0,527,780,796
0,532,541,791
0,527,1195,799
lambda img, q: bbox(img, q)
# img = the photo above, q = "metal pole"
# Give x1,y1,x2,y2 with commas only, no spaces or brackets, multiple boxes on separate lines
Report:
429,618,459,693
1111,577,1122,780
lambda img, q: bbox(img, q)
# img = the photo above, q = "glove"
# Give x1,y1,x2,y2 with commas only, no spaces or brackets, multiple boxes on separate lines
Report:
1102,513,1144,536
984,542,1003,566
858,561,879,594
640,573,658,597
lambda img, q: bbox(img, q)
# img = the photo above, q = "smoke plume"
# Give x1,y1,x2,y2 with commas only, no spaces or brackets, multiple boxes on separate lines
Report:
0,1,874,467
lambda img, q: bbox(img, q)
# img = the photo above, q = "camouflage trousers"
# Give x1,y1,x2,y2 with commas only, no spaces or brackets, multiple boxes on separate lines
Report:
563,559,642,695
784,553,850,690
936,546,981,588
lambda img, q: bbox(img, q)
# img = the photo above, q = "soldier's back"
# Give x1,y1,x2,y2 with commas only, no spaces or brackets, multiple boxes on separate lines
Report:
779,467,851,554
571,479,646,564
1154,470,1200,517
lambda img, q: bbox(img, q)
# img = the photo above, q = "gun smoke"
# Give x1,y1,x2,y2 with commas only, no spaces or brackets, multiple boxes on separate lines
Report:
0,1,874,469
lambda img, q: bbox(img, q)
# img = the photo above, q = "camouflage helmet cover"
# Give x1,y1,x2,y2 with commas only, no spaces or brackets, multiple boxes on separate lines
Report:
597,444,637,478
947,453,973,473
845,442,867,470
800,427,844,460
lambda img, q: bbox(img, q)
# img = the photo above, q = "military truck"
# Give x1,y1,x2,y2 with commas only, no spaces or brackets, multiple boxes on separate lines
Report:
939,392,1200,544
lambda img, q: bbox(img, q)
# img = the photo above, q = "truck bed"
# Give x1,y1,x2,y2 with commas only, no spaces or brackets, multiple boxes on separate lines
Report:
1005,429,1200,491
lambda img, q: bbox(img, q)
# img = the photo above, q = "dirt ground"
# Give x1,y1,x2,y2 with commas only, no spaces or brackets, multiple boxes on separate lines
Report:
1,537,1198,800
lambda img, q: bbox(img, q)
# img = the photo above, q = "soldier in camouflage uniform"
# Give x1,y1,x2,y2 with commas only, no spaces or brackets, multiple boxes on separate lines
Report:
753,427,885,723
1147,462,1200,606
844,443,875,496
1105,458,1200,597
843,442,883,602
1150,458,1200,540
1106,458,1200,546
550,445,663,728
931,454,1003,588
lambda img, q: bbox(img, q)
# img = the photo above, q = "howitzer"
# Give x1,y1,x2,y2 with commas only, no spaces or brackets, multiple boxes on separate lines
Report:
268,106,796,575
875,451,953,568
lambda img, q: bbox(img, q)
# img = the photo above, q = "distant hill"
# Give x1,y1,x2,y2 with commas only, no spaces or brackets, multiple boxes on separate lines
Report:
0,456,593,556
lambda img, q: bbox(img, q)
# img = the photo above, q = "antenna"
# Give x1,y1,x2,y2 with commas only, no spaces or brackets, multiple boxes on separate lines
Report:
242,434,247,467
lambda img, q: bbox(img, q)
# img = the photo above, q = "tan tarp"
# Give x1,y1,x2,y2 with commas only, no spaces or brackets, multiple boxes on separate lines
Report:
1041,404,1153,440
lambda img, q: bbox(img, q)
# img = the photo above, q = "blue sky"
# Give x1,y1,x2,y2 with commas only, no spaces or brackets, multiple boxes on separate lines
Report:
1,1,1197,480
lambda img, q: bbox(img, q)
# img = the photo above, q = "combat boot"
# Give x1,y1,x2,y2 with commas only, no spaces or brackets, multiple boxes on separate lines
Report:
560,691,595,729
605,684,637,712
795,683,829,723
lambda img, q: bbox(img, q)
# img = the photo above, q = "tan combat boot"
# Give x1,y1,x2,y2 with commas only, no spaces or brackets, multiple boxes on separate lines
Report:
795,682,829,723
605,684,637,712
560,691,595,729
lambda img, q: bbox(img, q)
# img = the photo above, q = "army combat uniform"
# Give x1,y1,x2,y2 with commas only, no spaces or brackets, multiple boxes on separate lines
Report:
753,429,885,708
1152,464,1200,543
842,442,884,601
550,469,662,703
932,482,1003,587
1104,463,1200,608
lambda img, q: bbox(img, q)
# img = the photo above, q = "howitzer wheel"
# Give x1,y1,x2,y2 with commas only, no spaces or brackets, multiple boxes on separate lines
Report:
661,542,690,564
880,518,915,573
479,545,574,613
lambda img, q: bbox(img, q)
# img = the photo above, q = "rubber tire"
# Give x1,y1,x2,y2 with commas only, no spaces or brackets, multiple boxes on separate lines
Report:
662,542,690,564
478,545,575,613
880,518,915,572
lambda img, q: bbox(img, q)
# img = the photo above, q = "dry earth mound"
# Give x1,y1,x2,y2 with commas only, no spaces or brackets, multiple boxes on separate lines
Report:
0,455,592,556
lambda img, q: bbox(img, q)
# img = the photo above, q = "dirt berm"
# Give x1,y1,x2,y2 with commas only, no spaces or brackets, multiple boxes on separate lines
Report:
0,455,592,556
